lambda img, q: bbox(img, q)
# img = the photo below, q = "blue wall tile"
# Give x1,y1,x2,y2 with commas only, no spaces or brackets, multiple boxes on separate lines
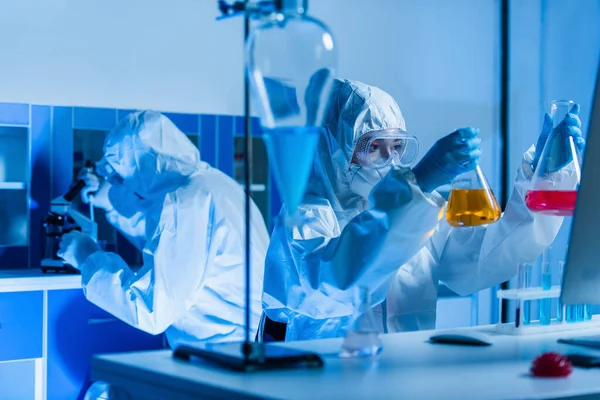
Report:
200,115,216,167
73,107,117,130
164,113,199,134
234,116,264,137
0,103,29,125
217,116,234,177
52,107,74,198
235,116,244,135
30,106,52,267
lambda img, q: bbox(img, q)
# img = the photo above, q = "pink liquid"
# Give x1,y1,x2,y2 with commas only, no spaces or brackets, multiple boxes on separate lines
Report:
525,190,577,216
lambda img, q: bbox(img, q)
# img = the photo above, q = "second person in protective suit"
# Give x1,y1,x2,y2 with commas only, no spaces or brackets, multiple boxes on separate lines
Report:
58,110,270,348
260,78,582,341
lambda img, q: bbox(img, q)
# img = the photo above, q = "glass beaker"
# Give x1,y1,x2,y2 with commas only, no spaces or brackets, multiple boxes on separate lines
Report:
340,286,383,358
525,100,582,216
446,165,501,227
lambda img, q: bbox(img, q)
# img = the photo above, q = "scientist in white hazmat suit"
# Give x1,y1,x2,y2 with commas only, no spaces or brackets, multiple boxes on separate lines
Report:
260,79,582,341
58,110,269,347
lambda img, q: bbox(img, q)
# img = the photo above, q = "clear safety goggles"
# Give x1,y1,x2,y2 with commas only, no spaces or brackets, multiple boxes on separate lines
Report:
95,159,124,184
353,129,419,169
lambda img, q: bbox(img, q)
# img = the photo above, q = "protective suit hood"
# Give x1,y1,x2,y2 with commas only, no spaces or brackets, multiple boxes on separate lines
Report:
103,110,202,199
306,79,407,218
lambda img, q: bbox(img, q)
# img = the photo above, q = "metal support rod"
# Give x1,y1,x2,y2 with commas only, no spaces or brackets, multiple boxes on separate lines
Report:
500,0,510,324
242,0,253,358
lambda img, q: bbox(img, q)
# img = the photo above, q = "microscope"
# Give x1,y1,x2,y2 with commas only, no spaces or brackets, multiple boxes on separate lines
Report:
41,161,98,274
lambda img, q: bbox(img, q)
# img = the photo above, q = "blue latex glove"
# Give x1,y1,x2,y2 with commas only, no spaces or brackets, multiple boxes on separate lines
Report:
79,170,113,211
413,127,482,193
57,231,100,269
532,104,584,172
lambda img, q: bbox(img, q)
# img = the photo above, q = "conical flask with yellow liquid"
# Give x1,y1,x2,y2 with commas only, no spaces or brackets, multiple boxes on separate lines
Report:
446,165,501,227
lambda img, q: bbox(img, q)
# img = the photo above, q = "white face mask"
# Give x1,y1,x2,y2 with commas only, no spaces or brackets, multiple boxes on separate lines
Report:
348,165,392,199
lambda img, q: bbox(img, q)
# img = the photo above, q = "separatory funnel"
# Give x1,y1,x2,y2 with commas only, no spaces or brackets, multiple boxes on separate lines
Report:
246,0,337,223
525,100,583,216
446,165,501,227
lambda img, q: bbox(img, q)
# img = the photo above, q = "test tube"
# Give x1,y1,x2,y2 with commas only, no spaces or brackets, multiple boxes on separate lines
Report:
566,306,578,323
577,304,585,322
523,264,532,325
516,263,532,327
557,261,564,323
540,254,552,325
560,259,578,323
516,263,525,327
585,304,593,321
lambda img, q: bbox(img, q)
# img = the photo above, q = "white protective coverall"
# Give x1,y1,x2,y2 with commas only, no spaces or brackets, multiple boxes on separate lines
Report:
262,79,570,341
78,111,269,347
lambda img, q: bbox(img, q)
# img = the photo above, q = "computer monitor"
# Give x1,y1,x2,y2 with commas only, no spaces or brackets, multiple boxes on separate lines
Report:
561,63,600,305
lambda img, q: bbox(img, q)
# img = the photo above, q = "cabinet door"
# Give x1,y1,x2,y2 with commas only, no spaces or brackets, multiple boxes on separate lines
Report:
0,291,43,362
0,360,36,400
47,289,164,400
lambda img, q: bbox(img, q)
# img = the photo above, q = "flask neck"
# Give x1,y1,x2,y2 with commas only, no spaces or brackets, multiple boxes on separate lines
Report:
453,164,482,182
354,286,372,312
473,164,484,179
275,0,308,15
550,100,575,128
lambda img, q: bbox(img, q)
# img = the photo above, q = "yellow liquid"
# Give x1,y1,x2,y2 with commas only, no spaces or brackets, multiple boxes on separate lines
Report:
446,189,501,227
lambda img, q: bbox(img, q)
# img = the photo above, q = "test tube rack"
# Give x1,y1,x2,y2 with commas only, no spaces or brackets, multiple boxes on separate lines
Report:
496,286,599,335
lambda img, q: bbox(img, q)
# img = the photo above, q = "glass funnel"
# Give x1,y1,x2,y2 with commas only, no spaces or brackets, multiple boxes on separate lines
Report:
525,100,583,216
340,286,383,358
246,0,337,221
446,165,501,227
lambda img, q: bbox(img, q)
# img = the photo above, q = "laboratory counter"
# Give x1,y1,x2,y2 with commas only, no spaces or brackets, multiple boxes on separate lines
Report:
92,325,600,400
0,268,82,292
0,269,163,399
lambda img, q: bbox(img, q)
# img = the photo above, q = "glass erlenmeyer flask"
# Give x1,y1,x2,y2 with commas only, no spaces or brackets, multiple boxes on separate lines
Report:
246,0,337,222
446,165,501,227
525,100,582,216
340,286,383,358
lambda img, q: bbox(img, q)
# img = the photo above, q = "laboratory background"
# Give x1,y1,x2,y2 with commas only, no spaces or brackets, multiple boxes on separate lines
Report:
0,0,598,399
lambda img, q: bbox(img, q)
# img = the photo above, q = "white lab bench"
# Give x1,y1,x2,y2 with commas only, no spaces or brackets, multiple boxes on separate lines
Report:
0,269,163,400
0,269,82,292
92,326,600,400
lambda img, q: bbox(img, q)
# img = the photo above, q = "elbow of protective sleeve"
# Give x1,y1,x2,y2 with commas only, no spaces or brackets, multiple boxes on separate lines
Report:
139,320,170,336
121,299,173,336
130,291,179,336
81,253,172,335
